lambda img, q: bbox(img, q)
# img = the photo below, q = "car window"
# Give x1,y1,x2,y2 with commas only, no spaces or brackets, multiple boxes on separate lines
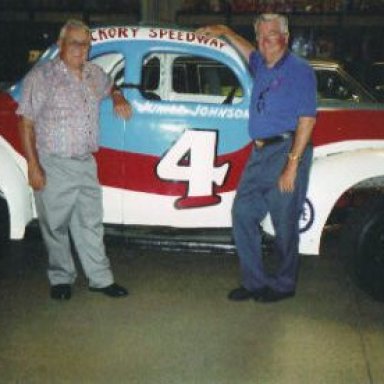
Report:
140,53,243,105
172,55,243,104
314,68,373,103
142,56,160,91
91,52,125,87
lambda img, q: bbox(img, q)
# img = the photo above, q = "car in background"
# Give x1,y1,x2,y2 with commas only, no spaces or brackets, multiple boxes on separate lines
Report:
364,61,384,101
311,59,377,104
1,26,384,300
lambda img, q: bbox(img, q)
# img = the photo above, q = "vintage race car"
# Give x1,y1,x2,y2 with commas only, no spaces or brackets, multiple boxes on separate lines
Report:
1,26,384,299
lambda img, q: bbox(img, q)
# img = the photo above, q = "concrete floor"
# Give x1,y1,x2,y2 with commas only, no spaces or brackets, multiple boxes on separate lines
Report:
0,230,383,384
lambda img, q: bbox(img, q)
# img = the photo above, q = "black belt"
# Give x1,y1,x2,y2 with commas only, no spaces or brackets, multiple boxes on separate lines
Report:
254,132,293,148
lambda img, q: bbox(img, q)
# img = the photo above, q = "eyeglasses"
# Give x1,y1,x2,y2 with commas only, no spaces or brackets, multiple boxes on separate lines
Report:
256,77,282,114
65,39,90,49
256,31,285,42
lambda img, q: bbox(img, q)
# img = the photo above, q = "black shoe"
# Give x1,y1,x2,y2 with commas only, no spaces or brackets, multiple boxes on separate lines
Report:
261,288,295,303
89,283,128,298
50,284,71,300
228,286,267,301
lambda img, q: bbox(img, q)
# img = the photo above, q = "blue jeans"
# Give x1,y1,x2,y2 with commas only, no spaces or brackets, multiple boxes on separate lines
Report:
232,138,313,293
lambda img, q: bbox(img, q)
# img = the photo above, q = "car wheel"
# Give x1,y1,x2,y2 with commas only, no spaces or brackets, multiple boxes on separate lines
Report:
0,196,10,247
340,195,384,301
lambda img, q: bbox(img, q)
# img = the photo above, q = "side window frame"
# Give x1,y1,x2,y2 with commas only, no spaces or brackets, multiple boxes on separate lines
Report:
140,49,247,106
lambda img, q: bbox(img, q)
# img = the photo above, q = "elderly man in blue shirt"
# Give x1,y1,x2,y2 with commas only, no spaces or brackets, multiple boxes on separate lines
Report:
198,14,317,302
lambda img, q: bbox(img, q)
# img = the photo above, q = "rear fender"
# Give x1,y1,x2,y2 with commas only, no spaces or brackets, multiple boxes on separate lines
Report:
262,148,384,255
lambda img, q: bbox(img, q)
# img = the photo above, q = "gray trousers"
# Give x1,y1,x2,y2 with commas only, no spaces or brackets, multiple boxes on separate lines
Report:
34,154,114,288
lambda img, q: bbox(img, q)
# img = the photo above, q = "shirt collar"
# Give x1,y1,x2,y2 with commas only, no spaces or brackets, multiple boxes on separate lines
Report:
53,56,67,73
273,50,290,69
53,56,91,77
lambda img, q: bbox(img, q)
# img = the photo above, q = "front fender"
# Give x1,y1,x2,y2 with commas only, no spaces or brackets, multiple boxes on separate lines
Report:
0,138,34,239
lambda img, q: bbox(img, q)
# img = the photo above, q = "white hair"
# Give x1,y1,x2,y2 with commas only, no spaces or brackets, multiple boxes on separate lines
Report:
58,19,91,41
254,13,289,37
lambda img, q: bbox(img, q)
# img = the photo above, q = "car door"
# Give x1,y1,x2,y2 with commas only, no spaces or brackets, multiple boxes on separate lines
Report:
89,43,127,224
120,41,252,228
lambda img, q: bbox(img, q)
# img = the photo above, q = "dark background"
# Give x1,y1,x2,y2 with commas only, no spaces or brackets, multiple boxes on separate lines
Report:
0,0,383,88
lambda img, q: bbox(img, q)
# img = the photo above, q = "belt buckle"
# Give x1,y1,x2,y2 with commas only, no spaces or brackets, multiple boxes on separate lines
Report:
281,132,291,140
254,140,265,148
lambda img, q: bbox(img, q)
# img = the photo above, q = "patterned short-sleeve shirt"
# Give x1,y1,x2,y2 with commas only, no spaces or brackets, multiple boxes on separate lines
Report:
17,56,112,158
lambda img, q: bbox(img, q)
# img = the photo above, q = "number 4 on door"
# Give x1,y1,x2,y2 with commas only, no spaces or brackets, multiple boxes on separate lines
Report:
156,130,230,208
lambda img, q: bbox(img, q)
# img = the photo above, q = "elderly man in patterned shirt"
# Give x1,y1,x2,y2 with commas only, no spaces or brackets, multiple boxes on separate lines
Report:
17,19,132,300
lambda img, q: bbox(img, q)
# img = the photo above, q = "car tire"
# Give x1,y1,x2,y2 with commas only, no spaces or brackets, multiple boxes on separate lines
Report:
340,195,384,301
0,196,10,248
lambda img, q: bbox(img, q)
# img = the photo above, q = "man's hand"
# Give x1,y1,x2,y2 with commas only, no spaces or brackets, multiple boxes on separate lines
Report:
28,161,46,191
196,24,231,38
196,25,254,62
279,116,316,193
278,162,297,193
18,116,46,190
112,91,132,119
